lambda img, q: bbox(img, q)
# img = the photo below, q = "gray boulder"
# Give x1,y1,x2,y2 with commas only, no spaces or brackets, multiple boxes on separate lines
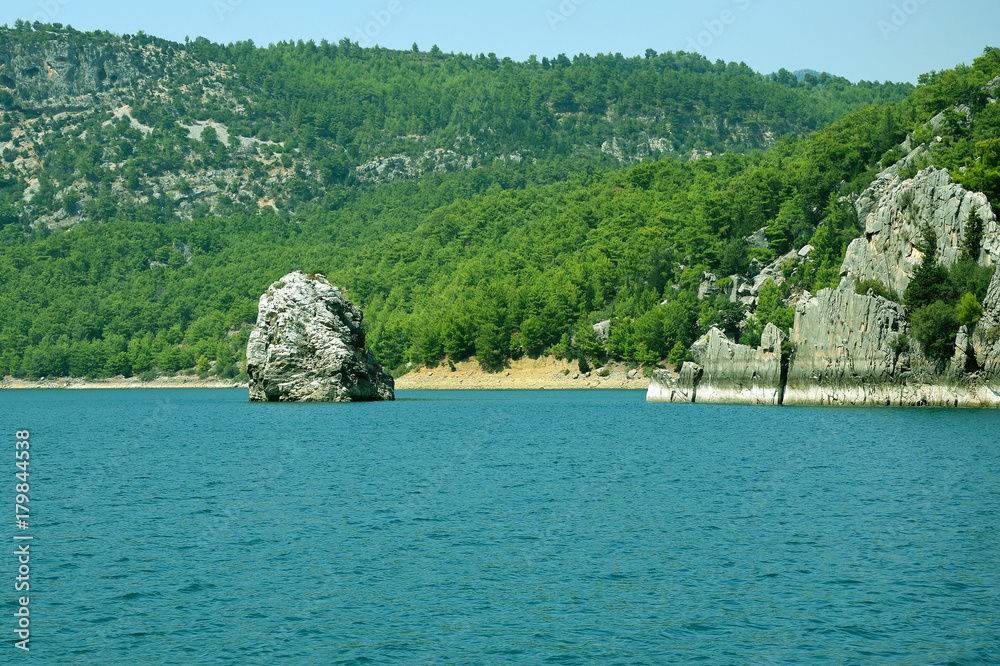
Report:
745,227,769,249
246,272,394,402
646,363,702,403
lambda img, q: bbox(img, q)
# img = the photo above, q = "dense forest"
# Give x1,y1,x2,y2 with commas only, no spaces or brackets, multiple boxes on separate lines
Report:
0,22,998,379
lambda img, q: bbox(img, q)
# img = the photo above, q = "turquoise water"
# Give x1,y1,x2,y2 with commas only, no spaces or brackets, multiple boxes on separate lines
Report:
1,388,998,663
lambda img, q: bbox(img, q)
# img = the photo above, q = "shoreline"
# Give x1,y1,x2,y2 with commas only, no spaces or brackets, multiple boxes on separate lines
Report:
0,375,248,390
394,357,650,391
1,357,653,391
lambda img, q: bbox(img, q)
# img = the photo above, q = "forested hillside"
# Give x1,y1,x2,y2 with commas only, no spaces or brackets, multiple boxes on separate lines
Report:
0,22,996,380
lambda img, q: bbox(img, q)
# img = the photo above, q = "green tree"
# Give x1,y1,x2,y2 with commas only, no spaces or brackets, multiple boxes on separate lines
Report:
959,208,984,263
668,341,691,370
911,301,959,366
956,291,984,327
904,229,950,312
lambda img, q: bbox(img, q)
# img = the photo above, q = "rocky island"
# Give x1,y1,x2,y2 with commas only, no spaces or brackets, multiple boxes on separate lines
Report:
649,151,1000,407
246,272,394,402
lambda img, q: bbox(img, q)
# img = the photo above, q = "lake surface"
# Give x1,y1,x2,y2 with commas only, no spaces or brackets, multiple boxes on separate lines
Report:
1,388,998,664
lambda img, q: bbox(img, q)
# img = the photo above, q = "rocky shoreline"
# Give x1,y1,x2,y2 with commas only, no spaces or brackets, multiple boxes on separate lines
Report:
0,375,247,390
649,157,1000,408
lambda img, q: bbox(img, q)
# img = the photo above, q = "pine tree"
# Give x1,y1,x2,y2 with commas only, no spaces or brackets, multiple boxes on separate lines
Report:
959,208,983,263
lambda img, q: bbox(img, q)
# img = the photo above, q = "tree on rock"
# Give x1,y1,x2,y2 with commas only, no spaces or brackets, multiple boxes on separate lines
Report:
904,229,949,312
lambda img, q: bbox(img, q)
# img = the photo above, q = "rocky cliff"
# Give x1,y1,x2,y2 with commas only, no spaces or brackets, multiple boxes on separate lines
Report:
0,36,157,111
246,272,394,402
840,166,999,295
649,164,1000,407
647,324,786,404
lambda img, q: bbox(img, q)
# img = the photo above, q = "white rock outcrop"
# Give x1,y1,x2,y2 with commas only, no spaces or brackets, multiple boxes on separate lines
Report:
840,167,999,295
246,272,394,402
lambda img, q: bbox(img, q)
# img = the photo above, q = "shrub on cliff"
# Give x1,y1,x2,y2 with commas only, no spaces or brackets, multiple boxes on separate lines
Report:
956,291,984,327
668,341,692,371
904,229,950,312
911,301,959,366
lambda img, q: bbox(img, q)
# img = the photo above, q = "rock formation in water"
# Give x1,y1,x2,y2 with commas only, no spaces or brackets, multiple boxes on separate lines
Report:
649,162,1000,407
246,272,394,402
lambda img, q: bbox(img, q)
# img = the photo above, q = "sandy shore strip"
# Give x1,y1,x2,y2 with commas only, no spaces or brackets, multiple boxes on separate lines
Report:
0,375,248,389
2,357,653,391
395,357,650,390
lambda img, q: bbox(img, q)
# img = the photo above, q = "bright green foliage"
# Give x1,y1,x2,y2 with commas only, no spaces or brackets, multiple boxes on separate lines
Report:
739,280,794,347
573,321,605,362
757,280,795,332
956,291,984,327
910,301,959,366
904,231,951,312
955,139,1000,212
698,297,746,339
739,316,764,348
960,208,984,263
668,341,691,370
945,260,995,303
904,236,994,365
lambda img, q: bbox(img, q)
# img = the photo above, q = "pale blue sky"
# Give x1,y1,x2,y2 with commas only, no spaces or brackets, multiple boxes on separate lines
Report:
2,0,997,83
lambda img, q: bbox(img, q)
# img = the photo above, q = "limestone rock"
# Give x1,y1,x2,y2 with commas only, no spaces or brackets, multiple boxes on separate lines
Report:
854,144,929,222
646,364,701,403
840,167,999,295
745,227,769,249
784,289,909,405
685,325,786,404
968,269,1000,376
246,272,394,402
697,272,718,300
750,250,798,295
593,320,611,344
0,38,150,112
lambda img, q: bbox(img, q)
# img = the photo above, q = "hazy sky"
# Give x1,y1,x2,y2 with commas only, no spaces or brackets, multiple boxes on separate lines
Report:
2,0,997,83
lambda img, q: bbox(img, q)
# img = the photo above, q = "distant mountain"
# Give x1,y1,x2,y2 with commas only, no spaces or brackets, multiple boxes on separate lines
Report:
0,23,914,226
794,69,821,82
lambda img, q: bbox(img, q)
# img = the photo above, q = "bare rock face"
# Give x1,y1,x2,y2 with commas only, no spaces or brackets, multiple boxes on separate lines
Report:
783,289,911,405
840,166,999,295
246,272,394,402
968,269,1000,378
0,36,150,111
649,159,1000,407
647,324,785,404
646,363,702,403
